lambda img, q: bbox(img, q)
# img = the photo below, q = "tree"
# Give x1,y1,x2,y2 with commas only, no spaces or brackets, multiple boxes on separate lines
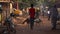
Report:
47,0,56,8
41,0,56,8
12,0,41,9
18,0,39,9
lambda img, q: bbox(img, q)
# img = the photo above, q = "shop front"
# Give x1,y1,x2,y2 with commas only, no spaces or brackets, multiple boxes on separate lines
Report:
0,2,10,25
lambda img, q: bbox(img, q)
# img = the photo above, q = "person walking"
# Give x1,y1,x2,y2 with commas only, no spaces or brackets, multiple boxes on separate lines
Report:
47,10,51,20
50,5,58,30
4,13,16,33
35,8,40,18
29,4,35,30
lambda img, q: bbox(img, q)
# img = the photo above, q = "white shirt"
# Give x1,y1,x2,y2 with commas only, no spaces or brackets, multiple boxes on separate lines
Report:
48,11,50,14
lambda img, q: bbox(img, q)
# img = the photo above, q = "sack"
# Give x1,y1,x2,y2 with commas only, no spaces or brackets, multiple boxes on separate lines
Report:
14,10,20,15
22,18,30,24
10,13,15,17
34,18,42,23
10,13,19,17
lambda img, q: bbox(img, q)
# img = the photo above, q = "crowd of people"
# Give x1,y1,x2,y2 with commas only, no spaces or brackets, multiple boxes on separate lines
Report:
0,3,60,34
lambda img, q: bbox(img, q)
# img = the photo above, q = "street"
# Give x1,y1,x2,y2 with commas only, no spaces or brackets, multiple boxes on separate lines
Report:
0,0,60,34
13,16,60,34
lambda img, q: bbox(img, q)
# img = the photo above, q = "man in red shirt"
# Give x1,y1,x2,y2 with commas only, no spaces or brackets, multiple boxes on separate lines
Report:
29,4,35,30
